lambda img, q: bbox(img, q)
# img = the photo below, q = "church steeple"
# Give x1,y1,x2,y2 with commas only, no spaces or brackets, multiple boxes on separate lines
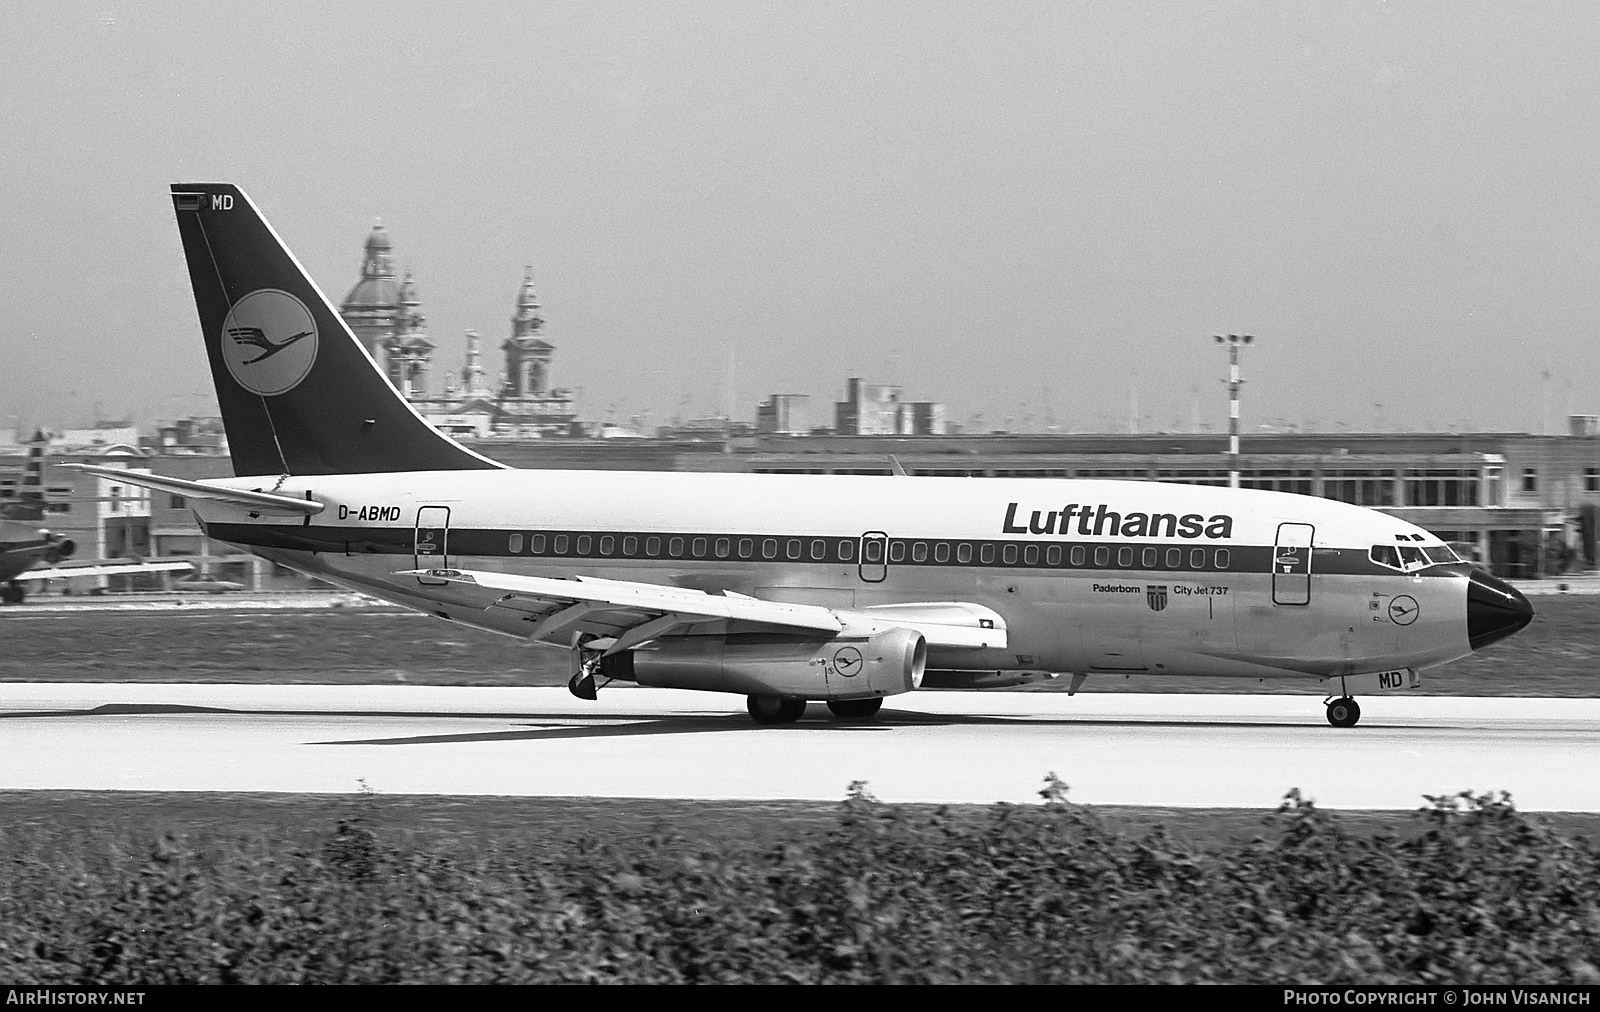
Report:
503,266,554,398
389,269,434,397
462,329,486,397
511,266,544,338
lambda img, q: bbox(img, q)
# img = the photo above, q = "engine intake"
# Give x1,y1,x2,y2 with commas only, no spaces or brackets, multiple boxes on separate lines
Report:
599,628,926,701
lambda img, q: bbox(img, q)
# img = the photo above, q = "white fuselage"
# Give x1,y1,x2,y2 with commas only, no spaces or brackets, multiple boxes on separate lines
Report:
194,469,1477,687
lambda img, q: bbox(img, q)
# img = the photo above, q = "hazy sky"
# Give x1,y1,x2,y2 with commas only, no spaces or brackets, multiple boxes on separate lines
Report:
3,2,1598,435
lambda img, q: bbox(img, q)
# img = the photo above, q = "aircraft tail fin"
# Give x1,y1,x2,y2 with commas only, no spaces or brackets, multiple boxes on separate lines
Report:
0,430,49,521
168,184,503,477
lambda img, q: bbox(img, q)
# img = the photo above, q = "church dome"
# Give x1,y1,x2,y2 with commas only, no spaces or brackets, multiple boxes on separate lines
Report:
341,222,400,310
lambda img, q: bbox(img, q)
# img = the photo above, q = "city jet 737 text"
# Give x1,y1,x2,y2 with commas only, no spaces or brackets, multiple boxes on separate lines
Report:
74,184,1535,726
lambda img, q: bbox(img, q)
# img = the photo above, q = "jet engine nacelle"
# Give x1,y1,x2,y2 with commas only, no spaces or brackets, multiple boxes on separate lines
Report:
599,628,926,701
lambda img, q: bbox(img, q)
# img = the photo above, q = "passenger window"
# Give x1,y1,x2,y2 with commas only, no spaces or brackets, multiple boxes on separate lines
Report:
1045,545,1061,566
888,541,905,563
599,536,614,555
762,539,777,559
508,533,524,554
787,539,802,560
838,540,855,561
1214,549,1230,570
956,543,973,564
1023,544,1039,565
576,535,592,555
1002,544,1018,565
645,536,661,557
934,542,949,563
715,538,730,558
1071,546,1086,566
668,537,684,557
811,539,827,560
1142,547,1158,568
554,535,569,554
912,542,928,563
980,544,996,564
738,538,753,559
1166,548,1182,569
623,536,638,556
1190,548,1204,569
692,537,708,558
1093,546,1109,567
1117,547,1133,567
531,534,546,554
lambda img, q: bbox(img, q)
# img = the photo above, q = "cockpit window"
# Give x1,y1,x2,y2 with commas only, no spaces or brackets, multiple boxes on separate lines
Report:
1423,544,1461,565
1369,545,1402,570
1373,541,1459,571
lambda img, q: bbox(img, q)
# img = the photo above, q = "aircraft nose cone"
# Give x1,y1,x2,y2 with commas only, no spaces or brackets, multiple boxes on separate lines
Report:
1467,569,1534,650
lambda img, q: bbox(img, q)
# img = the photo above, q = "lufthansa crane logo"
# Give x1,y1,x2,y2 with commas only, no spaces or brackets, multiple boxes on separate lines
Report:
833,646,864,677
219,289,319,396
1388,595,1420,626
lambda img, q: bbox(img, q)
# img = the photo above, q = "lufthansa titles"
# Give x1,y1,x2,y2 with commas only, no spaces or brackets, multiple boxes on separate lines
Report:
1004,502,1234,540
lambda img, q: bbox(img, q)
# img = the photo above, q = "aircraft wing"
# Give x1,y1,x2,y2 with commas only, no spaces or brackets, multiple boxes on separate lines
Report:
18,560,193,582
407,568,1007,653
60,464,324,517
410,568,842,651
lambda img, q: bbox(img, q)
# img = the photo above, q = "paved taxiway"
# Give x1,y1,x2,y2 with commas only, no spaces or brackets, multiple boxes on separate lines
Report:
3,684,1597,810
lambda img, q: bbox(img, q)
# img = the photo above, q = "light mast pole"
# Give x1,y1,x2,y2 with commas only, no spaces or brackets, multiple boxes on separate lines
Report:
1215,334,1254,489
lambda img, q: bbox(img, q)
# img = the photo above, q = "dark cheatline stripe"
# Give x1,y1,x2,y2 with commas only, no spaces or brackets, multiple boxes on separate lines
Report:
206,522,1458,579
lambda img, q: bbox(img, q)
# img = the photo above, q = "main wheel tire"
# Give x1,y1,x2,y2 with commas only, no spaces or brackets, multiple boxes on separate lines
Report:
747,695,807,725
827,697,884,720
1,583,23,605
1326,697,1361,728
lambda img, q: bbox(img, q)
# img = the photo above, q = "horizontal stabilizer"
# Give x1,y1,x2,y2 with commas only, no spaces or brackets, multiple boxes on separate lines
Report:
19,560,193,582
61,465,323,517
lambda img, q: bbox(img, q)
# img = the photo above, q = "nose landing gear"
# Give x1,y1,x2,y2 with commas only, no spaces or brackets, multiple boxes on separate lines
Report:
1325,696,1361,728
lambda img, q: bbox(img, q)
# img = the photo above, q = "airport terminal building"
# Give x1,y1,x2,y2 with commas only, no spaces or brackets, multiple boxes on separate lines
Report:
3,421,1595,591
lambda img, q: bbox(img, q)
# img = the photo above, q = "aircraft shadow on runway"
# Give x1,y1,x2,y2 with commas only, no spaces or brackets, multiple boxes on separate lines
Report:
1,701,1343,746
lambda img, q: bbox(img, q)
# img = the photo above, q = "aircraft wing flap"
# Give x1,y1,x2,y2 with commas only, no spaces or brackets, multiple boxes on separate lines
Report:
406,568,845,641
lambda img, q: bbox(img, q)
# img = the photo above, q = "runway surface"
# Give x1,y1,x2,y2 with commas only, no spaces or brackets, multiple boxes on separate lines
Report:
2,684,1597,810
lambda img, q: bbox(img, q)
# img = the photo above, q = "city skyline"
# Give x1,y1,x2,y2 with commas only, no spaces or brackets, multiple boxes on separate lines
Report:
4,4,1599,437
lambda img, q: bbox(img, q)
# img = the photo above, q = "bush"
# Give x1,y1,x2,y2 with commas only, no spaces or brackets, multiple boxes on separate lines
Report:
2,781,1598,984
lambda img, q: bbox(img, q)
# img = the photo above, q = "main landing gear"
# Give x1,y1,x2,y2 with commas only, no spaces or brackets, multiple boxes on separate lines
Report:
568,651,603,701
1,581,25,605
747,696,807,725
1325,696,1361,728
827,697,883,720
746,695,886,725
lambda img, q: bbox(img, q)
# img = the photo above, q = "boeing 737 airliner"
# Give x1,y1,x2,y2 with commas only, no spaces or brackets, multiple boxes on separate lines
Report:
73,184,1535,726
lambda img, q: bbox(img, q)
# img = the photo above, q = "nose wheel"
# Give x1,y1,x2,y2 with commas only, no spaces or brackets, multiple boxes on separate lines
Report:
1325,696,1361,728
